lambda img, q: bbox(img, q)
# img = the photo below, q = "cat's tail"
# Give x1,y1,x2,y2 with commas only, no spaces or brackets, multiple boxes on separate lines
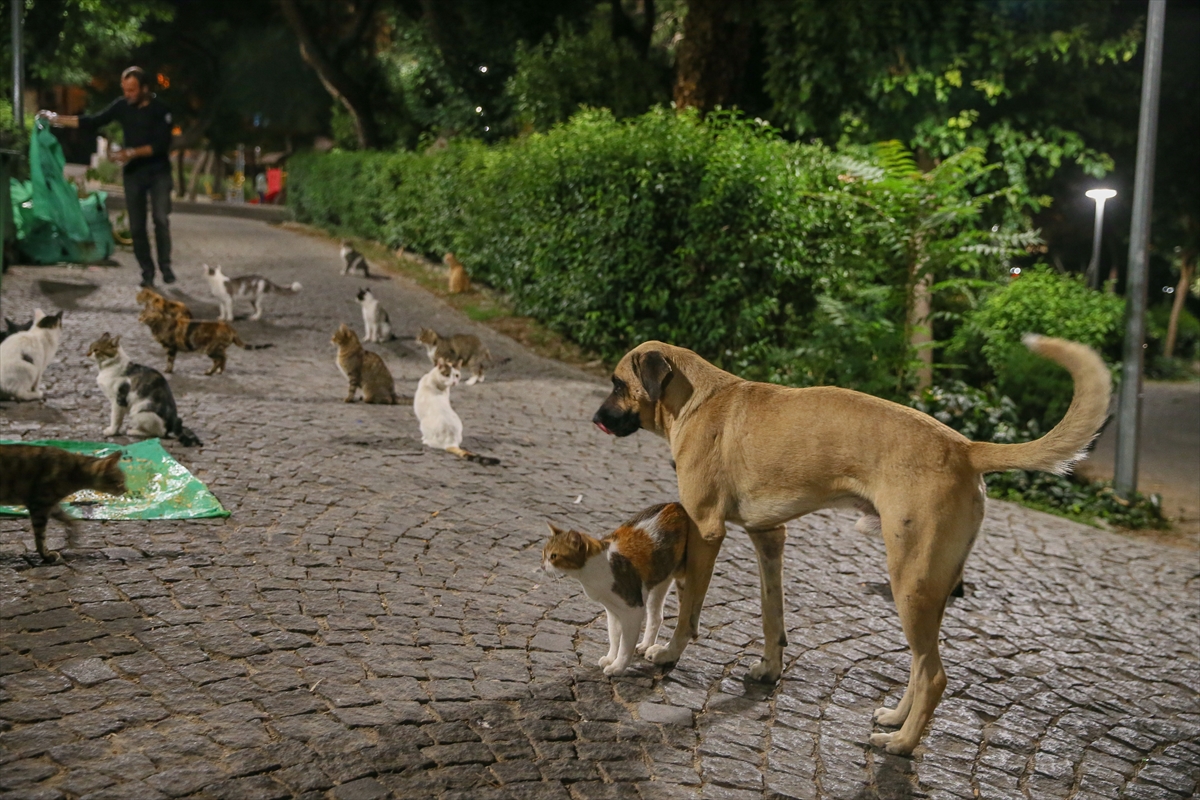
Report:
230,330,275,350
269,280,303,295
446,446,501,466
173,420,203,447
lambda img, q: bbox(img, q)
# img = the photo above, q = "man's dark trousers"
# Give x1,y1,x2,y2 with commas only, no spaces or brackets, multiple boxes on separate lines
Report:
124,168,173,284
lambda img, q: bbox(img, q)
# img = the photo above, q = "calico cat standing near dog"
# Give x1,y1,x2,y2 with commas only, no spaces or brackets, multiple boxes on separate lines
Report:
542,503,689,676
0,444,127,562
332,323,398,404
413,360,500,465
356,288,394,342
87,333,202,446
0,310,63,401
204,264,302,321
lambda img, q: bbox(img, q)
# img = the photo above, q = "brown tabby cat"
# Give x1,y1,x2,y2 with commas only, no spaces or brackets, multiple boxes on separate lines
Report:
0,444,127,562
445,252,471,294
332,323,398,404
137,290,271,375
417,327,499,385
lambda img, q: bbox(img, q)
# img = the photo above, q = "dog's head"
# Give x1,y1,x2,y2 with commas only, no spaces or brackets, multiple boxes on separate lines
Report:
593,341,685,438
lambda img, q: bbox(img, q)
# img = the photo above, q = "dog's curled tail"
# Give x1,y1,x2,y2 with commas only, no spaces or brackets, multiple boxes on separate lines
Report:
968,335,1111,476
446,446,501,466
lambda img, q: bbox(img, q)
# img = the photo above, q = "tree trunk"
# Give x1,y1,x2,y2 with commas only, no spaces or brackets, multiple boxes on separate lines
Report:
909,262,934,390
175,149,186,198
212,151,225,199
187,150,210,202
673,0,755,113
1165,253,1195,358
278,0,380,149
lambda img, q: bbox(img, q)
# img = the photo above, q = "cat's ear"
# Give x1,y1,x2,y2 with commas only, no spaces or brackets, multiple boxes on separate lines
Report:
111,334,121,347
567,531,583,549
546,522,566,537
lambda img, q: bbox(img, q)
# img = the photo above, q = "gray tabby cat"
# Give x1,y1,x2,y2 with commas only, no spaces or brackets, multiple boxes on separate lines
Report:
204,264,302,321
340,240,371,277
87,333,202,446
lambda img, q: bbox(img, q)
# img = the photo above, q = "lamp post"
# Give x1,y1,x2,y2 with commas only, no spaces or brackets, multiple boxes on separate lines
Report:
1085,188,1117,289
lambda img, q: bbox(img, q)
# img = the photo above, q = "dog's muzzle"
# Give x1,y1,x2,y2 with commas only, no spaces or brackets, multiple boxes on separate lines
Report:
593,404,640,437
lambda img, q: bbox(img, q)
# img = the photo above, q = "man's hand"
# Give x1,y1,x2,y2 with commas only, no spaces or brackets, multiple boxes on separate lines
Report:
35,110,57,123
112,148,132,164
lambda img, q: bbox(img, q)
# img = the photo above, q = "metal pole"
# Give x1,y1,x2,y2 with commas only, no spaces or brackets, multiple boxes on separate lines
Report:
1114,0,1167,498
1087,199,1106,289
11,0,22,130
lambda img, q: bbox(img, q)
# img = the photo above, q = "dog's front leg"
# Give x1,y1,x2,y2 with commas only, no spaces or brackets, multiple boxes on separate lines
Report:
747,525,787,682
645,518,724,666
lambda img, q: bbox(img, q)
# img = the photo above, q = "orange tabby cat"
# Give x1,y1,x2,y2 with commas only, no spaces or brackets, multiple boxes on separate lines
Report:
445,252,471,294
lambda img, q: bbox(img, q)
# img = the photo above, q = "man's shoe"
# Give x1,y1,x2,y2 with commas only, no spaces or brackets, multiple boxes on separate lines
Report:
139,280,155,289
161,269,176,285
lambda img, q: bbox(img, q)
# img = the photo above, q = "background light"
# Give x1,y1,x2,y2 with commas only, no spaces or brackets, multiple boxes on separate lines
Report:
1086,188,1117,201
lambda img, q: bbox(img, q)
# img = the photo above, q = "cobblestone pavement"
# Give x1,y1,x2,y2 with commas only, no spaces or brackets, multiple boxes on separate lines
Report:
1,214,1198,800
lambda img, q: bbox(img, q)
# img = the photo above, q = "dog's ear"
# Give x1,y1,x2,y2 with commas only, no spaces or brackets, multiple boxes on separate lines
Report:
634,350,673,404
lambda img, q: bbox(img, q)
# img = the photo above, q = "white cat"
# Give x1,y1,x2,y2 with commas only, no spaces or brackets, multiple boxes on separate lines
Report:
356,287,394,342
413,361,499,465
203,264,302,321
0,310,63,401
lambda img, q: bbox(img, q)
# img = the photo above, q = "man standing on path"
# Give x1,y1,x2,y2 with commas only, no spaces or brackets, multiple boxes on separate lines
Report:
39,66,176,288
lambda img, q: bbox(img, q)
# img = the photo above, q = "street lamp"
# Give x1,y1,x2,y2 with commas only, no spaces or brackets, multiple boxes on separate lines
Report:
1085,188,1117,289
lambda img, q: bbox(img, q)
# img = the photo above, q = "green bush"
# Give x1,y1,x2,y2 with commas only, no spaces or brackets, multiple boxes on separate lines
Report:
507,15,672,132
949,268,1125,427
291,108,939,397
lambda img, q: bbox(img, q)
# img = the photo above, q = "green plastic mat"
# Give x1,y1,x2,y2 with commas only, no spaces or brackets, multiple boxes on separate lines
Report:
0,439,229,520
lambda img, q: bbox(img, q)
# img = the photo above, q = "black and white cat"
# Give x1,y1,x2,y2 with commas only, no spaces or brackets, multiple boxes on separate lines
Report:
0,309,63,401
413,360,499,465
355,288,394,342
340,240,371,277
204,264,302,321
87,333,202,446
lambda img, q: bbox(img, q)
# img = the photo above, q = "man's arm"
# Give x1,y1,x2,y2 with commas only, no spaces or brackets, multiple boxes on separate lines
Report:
39,97,122,131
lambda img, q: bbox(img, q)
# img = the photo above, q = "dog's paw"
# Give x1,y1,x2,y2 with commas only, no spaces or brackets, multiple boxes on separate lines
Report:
644,643,678,665
598,655,615,668
603,662,629,677
103,427,119,436
635,641,651,654
748,658,782,683
873,705,907,728
869,731,916,756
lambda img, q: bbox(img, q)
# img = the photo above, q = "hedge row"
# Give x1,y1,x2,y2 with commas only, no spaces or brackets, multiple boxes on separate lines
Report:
289,109,921,398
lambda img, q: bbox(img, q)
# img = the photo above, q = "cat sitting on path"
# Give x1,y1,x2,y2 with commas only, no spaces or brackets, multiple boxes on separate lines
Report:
413,360,500,465
203,264,301,322
340,240,371,277
541,503,689,676
0,309,63,401
332,323,398,404
356,288,394,342
417,327,505,386
87,333,202,446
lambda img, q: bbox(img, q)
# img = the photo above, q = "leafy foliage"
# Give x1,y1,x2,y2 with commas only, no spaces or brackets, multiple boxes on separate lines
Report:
949,267,1125,427
506,13,672,132
759,0,1141,215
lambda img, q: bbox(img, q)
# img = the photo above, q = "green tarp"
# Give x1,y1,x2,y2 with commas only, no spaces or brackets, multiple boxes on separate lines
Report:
0,439,228,520
8,118,115,264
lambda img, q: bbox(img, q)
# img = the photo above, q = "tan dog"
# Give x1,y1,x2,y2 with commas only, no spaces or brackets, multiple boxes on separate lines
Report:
592,335,1109,755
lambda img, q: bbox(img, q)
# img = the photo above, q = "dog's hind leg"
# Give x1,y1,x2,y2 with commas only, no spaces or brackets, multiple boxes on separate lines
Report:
870,491,983,755
645,514,724,666
747,525,787,682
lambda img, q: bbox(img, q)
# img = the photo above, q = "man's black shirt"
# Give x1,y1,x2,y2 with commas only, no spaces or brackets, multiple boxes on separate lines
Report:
79,96,173,176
